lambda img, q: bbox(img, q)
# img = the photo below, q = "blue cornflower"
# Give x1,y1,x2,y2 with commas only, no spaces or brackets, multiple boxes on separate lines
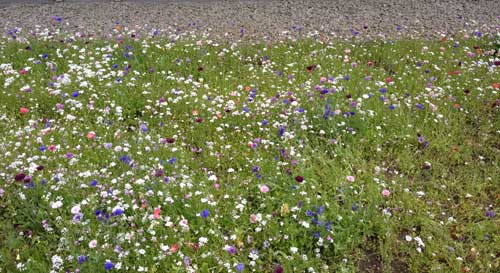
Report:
112,208,124,216
72,91,79,97
90,179,98,187
323,104,331,119
168,157,177,164
415,103,425,110
379,87,387,93
317,206,324,215
119,155,131,164
104,260,114,271
278,126,285,137
325,221,332,231
200,209,210,218
261,120,268,126
236,263,245,272
77,255,88,264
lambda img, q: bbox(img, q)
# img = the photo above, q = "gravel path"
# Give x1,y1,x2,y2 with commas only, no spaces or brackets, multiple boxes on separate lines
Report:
1,0,499,39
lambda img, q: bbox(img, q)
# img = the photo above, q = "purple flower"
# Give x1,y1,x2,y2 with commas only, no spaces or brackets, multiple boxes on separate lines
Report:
274,264,284,273
486,210,495,218
184,256,191,267
15,173,26,182
51,16,63,23
73,213,83,223
225,245,237,255
236,263,245,272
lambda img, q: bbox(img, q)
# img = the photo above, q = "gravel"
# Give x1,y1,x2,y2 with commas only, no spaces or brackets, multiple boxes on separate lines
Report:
1,0,499,39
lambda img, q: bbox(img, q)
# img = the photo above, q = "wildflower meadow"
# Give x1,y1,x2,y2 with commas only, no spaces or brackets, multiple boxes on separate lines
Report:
0,19,499,273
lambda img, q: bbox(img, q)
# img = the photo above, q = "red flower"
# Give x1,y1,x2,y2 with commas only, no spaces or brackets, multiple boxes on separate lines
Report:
306,65,317,73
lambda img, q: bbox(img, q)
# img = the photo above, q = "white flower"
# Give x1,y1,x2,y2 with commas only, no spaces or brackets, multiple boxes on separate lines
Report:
199,237,208,246
51,255,63,269
66,114,76,121
290,247,298,254
71,205,81,214
208,174,217,181
51,200,63,209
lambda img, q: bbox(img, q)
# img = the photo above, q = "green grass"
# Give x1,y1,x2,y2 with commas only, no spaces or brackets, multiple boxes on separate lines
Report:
0,31,499,273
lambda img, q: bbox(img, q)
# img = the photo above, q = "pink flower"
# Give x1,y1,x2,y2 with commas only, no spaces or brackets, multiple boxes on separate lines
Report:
19,107,29,114
170,243,179,253
153,208,161,219
382,189,391,197
259,184,269,193
89,240,97,248
346,176,355,182
87,131,96,139
249,214,257,223
19,69,26,75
